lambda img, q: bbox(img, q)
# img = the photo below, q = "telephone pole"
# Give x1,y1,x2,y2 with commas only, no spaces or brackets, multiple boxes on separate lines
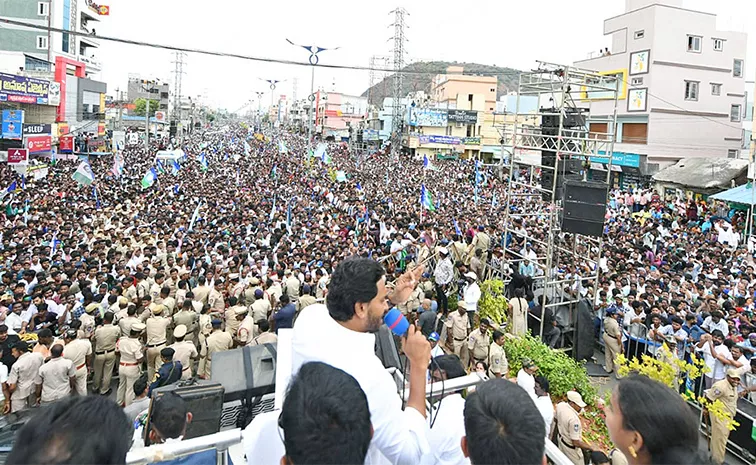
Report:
389,8,408,157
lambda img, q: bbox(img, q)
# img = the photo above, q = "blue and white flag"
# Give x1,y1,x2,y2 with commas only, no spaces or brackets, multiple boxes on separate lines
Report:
423,154,430,169
199,152,209,172
188,200,202,231
278,141,288,154
244,140,251,156
454,219,462,236
92,185,101,210
420,184,436,212
141,168,158,189
171,160,181,176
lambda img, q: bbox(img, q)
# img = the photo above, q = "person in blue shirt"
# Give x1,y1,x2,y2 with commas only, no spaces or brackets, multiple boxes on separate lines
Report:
738,333,756,359
273,294,296,333
148,348,183,396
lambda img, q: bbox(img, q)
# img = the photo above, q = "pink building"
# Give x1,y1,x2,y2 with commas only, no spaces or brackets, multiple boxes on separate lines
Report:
314,91,368,139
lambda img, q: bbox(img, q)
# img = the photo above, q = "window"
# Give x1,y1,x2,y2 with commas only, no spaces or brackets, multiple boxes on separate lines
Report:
684,81,699,101
622,123,648,145
490,88,495,92
731,104,742,122
713,38,724,51
728,149,739,159
634,30,645,39
687,35,701,52
36,36,48,50
711,83,722,96
631,77,644,86
733,59,744,78
38,2,49,15
589,122,609,140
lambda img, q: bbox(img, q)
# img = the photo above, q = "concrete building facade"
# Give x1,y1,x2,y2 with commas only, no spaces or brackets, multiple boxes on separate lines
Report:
314,92,367,140
126,77,170,114
574,0,748,174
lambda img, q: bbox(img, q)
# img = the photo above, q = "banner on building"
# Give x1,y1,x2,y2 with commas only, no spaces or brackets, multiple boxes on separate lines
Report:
7,148,28,164
27,163,49,180
98,122,107,136
409,108,447,127
155,111,167,123
57,122,70,136
23,123,52,136
26,135,52,153
0,73,50,105
1,109,24,139
48,82,61,106
447,110,478,124
363,129,379,141
59,135,74,153
418,135,461,145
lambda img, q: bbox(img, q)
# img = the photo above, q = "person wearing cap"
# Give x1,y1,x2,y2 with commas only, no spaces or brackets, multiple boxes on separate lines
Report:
445,301,471,367
209,279,226,315
467,318,491,369
80,302,98,339
434,247,454,314
145,304,171,382
556,390,596,465
250,288,271,333
462,271,481,326
488,330,508,379
517,357,538,399
148,347,183,395
199,319,232,379
5,341,43,414
35,343,76,405
705,368,740,464
235,306,255,347
296,284,317,318
168,324,198,380
62,328,92,396
92,311,120,395
603,307,624,375
116,322,145,406
225,296,246,337
428,332,444,358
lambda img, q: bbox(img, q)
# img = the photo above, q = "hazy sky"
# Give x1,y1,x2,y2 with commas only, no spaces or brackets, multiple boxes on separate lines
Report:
96,0,755,110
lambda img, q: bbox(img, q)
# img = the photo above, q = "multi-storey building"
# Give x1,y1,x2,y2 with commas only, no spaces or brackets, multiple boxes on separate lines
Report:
126,76,170,114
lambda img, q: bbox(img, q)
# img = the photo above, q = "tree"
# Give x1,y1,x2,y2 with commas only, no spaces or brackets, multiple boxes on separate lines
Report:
133,98,160,117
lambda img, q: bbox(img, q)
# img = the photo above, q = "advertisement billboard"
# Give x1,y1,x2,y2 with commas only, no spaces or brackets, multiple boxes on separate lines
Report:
23,123,52,135
98,122,107,136
7,148,28,164
1,109,24,139
418,135,461,145
363,129,379,141
26,135,52,154
59,135,74,153
409,108,447,127
0,73,50,105
447,110,478,124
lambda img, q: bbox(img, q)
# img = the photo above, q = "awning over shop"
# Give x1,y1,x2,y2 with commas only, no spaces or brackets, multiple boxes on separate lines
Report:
710,183,756,206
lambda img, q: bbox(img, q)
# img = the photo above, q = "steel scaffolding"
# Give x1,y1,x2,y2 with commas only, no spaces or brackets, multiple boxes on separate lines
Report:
501,61,619,355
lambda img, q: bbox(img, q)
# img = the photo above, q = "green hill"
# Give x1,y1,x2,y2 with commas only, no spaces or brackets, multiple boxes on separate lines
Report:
362,61,522,105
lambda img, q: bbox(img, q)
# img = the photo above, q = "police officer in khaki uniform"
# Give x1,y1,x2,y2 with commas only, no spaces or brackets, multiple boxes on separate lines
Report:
173,300,198,342
117,322,145,406
5,342,44,414
226,296,246,337
488,330,508,378
467,318,491,369
602,307,623,375
555,391,596,465
250,319,278,346
250,289,271,336
156,286,176,316
199,319,233,379
235,307,255,347
296,285,317,317
92,311,121,395
35,343,76,404
706,369,740,464
80,303,98,339
445,301,471,368
119,305,140,337
208,280,225,316
168,325,198,380
62,329,92,396
145,304,171,381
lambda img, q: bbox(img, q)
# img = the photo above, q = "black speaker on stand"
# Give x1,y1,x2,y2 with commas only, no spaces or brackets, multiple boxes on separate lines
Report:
562,179,608,237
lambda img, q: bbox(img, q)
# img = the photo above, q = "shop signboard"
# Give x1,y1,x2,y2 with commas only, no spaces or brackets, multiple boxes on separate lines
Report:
447,110,478,124
0,73,50,105
26,135,52,154
7,148,28,164
1,109,23,139
409,108,447,127
419,135,461,145
59,135,74,153
23,123,52,135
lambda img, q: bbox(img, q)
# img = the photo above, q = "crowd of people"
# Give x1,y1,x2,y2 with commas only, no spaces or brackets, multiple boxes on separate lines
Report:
0,122,752,464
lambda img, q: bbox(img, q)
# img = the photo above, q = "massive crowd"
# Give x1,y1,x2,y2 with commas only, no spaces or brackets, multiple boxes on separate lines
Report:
0,123,753,464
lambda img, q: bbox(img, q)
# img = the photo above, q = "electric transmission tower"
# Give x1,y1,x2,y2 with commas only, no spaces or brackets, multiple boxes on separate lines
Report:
171,52,187,126
389,7,408,156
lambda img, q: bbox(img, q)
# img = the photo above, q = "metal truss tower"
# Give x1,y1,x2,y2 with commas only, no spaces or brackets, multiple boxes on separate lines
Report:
389,7,408,156
500,61,619,356
172,51,187,124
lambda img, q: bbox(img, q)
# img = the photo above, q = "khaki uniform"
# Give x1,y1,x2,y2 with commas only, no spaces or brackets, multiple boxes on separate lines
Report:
200,330,233,378
8,352,44,412
93,324,120,394
284,277,300,299
250,332,278,346
196,314,213,376
296,295,317,315
173,310,198,336
397,287,423,315
468,328,490,365
119,316,140,337
706,379,738,464
556,401,584,465
149,283,162,301
226,306,246,335
193,285,211,304
160,296,177,316
251,299,271,323
237,316,256,346
488,342,508,378
208,289,225,315
169,340,198,380
63,339,92,396
445,311,470,367
36,357,76,403
145,316,171,381
603,317,622,374
79,313,96,339
122,286,137,302
116,336,143,406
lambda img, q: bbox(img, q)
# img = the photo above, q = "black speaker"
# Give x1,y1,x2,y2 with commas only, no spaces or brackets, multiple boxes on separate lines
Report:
146,381,225,445
541,108,586,129
211,344,277,402
169,121,177,138
562,179,608,237
574,298,596,362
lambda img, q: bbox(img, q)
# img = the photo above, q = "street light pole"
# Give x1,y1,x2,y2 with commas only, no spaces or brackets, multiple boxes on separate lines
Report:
145,98,150,152
286,39,340,157
260,79,282,127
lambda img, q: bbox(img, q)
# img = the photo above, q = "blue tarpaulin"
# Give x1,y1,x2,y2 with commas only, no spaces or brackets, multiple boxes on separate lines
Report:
710,183,756,206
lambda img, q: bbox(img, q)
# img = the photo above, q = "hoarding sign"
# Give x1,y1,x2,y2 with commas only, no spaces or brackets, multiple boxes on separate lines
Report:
0,73,50,104
26,135,52,154
23,123,52,135
7,148,28,164
59,135,74,153
590,151,641,168
447,110,478,124
419,135,461,145
463,137,481,145
1,109,23,139
363,129,379,141
409,108,448,127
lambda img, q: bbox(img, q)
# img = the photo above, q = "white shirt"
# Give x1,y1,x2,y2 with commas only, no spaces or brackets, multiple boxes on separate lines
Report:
291,304,430,464
517,369,536,400
463,282,481,312
701,317,729,336
0,363,7,402
422,394,470,465
243,411,285,465
697,343,731,380
534,394,554,437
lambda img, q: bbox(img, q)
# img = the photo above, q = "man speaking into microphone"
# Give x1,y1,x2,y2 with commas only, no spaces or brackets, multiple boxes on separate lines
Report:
291,256,431,464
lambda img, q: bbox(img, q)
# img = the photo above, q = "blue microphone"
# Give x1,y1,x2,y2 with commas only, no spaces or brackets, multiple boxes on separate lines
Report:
384,307,409,336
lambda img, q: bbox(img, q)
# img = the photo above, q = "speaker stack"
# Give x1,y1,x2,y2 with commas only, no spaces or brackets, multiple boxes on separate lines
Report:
562,179,608,237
